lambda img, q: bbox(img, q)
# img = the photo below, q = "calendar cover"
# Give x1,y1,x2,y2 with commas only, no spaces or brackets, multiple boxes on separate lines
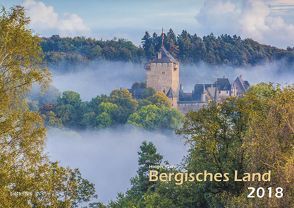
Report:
0,0,293,207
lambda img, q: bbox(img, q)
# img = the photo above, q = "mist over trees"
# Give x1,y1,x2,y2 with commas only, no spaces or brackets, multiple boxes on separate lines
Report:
30,83,183,130
41,29,294,69
109,84,294,208
1,4,293,208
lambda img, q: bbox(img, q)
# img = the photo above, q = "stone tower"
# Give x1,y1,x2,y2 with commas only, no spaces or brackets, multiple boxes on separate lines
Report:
145,30,179,108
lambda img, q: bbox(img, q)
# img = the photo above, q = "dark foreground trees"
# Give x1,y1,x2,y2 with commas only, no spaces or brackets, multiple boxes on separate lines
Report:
0,6,97,207
109,84,294,208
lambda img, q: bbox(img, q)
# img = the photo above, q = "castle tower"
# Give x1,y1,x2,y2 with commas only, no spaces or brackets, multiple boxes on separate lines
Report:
145,29,179,108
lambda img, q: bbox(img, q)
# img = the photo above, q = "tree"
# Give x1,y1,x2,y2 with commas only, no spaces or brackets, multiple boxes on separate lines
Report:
131,141,163,194
177,84,294,207
96,112,112,128
131,82,156,99
89,95,109,114
0,6,96,207
177,30,192,62
177,99,248,206
98,102,119,114
55,91,82,127
147,91,172,107
142,31,154,60
166,28,179,58
110,141,163,207
128,104,183,130
40,29,293,66
110,89,138,124
57,91,81,106
232,84,294,208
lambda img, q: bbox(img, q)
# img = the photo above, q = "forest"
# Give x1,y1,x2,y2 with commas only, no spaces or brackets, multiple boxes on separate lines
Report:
0,5,293,208
41,29,294,68
106,83,294,208
29,83,183,130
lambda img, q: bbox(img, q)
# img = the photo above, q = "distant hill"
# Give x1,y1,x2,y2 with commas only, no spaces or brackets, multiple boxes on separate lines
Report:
41,35,144,65
41,29,294,67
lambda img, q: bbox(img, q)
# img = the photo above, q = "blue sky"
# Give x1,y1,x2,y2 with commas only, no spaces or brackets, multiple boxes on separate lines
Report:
1,0,294,48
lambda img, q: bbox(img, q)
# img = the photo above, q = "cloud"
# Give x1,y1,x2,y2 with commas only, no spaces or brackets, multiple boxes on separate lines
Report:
196,0,294,48
23,0,89,36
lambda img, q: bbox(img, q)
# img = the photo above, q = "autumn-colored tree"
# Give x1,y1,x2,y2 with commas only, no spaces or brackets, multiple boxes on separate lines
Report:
0,6,96,207
113,84,293,208
147,91,171,107
227,84,294,208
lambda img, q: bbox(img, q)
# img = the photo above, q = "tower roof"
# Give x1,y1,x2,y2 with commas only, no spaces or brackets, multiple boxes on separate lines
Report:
151,47,178,63
214,78,231,91
149,28,178,64
166,87,174,98
233,75,250,91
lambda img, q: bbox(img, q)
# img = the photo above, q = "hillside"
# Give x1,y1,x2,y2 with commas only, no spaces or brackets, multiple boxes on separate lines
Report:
41,29,294,67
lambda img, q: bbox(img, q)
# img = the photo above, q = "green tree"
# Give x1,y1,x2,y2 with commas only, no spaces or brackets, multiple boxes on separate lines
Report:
89,95,109,114
110,141,163,207
132,141,163,195
96,112,112,128
142,31,155,59
131,82,155,99
166,28,179,58
57,90,81,106
55,91,82,127
98,102,119,114
128,104,183,130
81,111,96,128
110,89,138,124
111,85,294,208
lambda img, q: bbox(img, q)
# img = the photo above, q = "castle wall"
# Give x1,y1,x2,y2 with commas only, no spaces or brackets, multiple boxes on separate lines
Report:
214,90,230,102
178,102,207,114
169,97,178,108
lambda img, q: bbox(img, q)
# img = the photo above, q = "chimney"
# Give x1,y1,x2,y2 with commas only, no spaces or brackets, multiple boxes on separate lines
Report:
157,51,162,59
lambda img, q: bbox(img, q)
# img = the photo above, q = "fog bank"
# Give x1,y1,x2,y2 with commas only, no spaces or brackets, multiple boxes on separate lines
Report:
45,126,187,203
181,61,294,91
51,61,294,100
51,61,144,100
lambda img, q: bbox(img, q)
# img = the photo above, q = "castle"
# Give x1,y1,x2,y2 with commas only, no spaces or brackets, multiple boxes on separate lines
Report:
144,32,250,113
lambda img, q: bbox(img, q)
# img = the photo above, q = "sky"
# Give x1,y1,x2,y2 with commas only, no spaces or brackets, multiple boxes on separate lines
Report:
1,0,293,48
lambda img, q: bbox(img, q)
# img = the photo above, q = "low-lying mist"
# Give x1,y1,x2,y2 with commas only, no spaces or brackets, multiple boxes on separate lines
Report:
51,61,145,100
181,61,294,91
45,60,293,203
51,60,294,100
45,126,188,203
